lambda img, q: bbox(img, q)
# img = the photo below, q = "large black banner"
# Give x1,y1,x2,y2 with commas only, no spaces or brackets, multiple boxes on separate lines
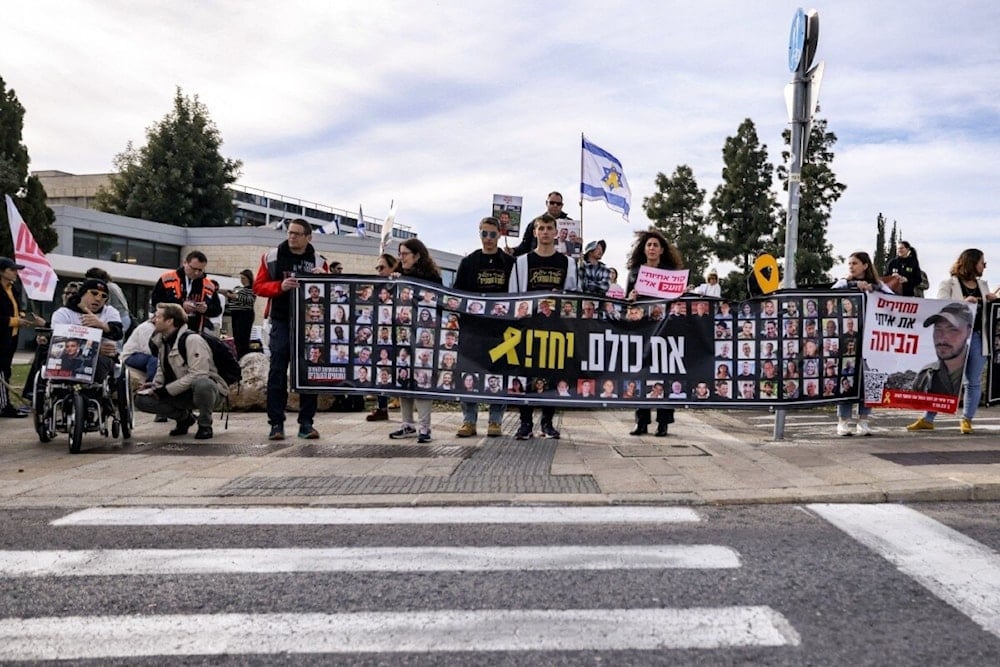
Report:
290,276,864,408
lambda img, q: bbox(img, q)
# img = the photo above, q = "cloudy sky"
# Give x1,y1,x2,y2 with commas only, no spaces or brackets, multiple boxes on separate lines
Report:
4,1,998,288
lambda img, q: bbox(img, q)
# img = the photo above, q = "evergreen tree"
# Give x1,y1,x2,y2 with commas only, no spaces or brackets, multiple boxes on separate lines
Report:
887,221,899,265
96,88,242,227
642,164,713,284
775,118,846,285
874,213,887,270
0,75,57,258
709,119,782,279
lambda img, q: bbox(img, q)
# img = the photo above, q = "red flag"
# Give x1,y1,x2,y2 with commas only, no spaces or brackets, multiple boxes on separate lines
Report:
5,194,57,302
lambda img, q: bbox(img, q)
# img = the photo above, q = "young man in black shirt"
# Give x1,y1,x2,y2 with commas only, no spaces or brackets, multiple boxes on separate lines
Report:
508,214,578,440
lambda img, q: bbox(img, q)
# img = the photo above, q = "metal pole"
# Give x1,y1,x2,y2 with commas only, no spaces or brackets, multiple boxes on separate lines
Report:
774,15,811,441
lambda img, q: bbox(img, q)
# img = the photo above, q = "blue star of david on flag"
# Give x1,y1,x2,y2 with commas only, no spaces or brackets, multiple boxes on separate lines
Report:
581,136,631,221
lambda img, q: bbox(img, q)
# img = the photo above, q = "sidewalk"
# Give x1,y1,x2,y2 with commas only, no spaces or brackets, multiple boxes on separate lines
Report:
2,400,998,508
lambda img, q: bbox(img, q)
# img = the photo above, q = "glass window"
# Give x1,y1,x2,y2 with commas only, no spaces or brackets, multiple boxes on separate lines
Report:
128,239,155,267
73,230,99,259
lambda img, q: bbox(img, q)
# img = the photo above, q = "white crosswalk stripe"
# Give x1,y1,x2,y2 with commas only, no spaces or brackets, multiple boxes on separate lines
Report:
0,608,800,659
3,505,799,660
0,544,741,576
810,503,1000,639
51,505,702,526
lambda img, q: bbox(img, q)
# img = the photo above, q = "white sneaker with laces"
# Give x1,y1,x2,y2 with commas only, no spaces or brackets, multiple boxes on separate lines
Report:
836,421,854,437
856,420,872,436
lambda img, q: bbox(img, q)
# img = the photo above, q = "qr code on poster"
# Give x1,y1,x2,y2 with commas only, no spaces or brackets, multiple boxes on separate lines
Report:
864,371,888,403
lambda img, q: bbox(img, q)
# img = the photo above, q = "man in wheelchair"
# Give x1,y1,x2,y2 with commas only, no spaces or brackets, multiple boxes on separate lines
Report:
41,278,124,406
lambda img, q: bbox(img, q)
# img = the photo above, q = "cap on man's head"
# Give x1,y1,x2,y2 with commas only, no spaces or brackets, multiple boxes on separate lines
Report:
583,239,607,257
80,278,109,295
0,257,25,271
923,302,973,328
707,268,719,278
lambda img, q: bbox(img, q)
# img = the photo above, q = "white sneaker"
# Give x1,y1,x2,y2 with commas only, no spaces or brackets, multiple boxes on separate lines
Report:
856,420,872,436
836,421,854,437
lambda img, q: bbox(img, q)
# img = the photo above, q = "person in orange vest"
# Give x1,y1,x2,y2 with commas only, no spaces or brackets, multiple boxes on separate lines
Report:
149,250,222,333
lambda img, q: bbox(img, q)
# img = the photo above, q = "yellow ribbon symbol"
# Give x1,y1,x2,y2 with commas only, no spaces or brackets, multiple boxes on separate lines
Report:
753,254,780,294
488,327,522,364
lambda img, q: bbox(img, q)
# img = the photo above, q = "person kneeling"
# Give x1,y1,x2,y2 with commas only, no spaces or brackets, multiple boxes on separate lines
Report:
134,303,228,440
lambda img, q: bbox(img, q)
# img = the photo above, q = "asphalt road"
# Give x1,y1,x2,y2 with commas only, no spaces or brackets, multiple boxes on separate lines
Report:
1,503,999,665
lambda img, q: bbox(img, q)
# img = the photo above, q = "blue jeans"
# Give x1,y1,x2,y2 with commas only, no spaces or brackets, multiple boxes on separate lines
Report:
837,400,871,419
267,319,316,427
125,352,158,382
462,400,505,425
923,333,984,422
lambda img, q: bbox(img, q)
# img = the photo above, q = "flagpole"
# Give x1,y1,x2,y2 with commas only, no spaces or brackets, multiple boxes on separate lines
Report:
578,132,585,243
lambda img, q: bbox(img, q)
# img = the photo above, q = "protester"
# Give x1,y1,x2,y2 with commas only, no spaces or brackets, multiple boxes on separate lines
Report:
606,267,626,299
509,214,578,440
254,218,329,440
832,251,893,436
625,229,684,437
366,253,399,422
691,268,722,298
907,248,996,434
22,281,80,403
388,239,443,443
1,257,45,417
453,216,514,438
134,303,227,440
223,269,256,358
578,239,611,297
150,250,222,333
883,241,922,297
85,267,132,337
511,192,571,256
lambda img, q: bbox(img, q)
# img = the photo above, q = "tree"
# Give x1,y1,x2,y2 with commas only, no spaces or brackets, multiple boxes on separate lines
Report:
873,212,887,270
96,88,242,227
0,75,57,258
708,119,782,284
642,165,713,283
775,118,846,285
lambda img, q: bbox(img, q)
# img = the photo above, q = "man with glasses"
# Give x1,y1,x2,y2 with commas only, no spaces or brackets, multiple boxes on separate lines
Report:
511,192,572,256
49,278,124,400
254,218,329,440
453,216,514,438
150,250,222,333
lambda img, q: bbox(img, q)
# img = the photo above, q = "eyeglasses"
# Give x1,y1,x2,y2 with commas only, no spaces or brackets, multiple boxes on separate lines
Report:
547,201,564,206
287,230,308,237
86,289,109,301
399,249,414,257
480,230,499,239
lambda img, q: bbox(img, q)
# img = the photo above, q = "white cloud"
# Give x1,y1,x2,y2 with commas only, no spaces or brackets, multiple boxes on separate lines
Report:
3,0,999,291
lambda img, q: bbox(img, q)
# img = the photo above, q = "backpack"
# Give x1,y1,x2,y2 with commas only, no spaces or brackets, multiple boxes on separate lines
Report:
177,331,243,387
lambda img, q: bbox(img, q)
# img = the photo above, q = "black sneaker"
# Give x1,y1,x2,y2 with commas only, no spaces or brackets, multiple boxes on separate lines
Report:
390,425,417,439
417,429,432,443
540,423,561,439
514,423,533,440
194,425,213,440
169,413,196,436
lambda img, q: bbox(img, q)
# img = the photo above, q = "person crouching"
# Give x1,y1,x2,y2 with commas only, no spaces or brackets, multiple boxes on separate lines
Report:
134,303,228,440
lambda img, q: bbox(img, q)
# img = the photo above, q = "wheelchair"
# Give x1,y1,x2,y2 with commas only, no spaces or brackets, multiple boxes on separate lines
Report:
32,354,134,454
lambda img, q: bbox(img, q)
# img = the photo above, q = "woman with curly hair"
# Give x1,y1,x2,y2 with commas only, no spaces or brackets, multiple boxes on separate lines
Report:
626,228,684,437
388,238,442,443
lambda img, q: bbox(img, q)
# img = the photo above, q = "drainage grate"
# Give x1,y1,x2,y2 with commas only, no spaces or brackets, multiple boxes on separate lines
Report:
280,444,478,458
874,450,1000,466
614,444,711,458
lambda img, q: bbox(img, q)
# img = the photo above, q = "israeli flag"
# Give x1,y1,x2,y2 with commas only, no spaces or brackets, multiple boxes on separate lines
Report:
356,205,366,237
317,215,341,235
581,135,631,221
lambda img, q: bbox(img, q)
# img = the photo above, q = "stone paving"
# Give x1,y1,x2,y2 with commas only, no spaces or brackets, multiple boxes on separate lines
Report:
1,400,999,507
